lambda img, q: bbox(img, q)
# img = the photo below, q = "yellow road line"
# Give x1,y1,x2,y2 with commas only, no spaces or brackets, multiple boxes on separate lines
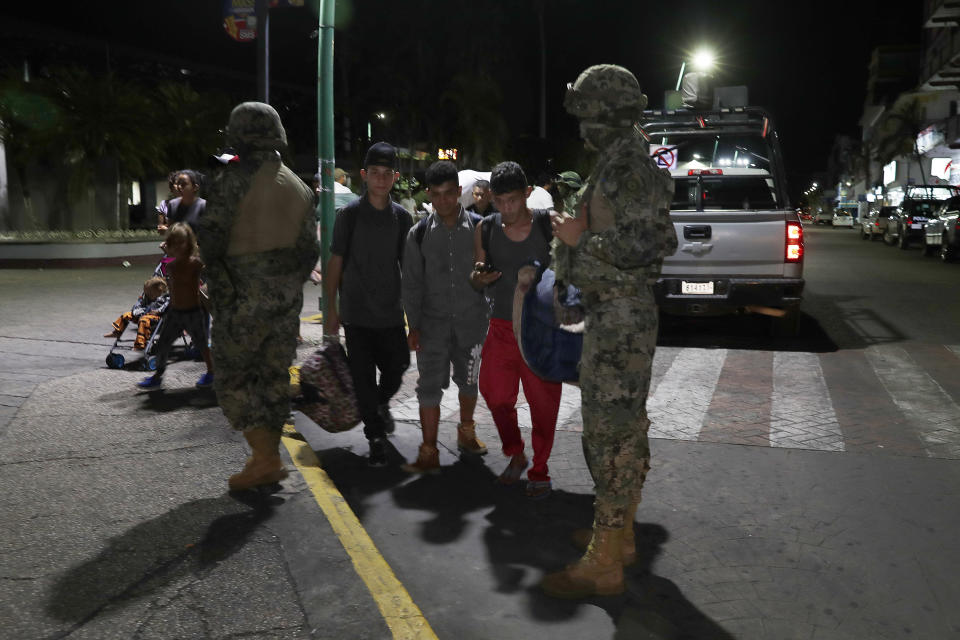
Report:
301,313,324,323
280,431,438,640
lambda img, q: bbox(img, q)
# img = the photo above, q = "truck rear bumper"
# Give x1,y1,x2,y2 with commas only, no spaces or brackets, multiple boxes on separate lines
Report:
654,277,805,315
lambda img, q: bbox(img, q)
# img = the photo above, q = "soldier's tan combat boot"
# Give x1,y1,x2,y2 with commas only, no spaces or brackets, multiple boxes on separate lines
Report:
541,527,625,599
456,420,488,455
401,443,441,474
570,502,638,565
229,428,289,491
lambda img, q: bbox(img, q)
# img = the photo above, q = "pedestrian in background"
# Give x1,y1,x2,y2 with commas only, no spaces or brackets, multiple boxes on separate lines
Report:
526,172,555,210
160,169,206,233
333,167,360,210
467,179,497,217
554,171,583,214
400,160,490,474
324,142,413,467
196,102,319,491
540,65,678,599
470,161,562,499
137,222,214,390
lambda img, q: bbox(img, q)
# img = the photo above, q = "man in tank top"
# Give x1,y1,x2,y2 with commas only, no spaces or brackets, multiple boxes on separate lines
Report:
469,161,562,499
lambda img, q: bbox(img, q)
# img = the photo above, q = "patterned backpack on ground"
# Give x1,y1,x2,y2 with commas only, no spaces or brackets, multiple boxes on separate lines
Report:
295,337,361,433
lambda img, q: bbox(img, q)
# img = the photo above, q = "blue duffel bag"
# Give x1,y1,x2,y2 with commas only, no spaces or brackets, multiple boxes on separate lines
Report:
514,261,583,384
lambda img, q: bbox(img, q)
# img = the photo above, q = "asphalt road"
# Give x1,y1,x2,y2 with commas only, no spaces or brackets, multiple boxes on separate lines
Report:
3,223,960,639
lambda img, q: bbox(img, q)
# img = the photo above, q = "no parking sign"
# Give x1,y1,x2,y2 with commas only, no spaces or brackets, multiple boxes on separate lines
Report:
650,145,677,171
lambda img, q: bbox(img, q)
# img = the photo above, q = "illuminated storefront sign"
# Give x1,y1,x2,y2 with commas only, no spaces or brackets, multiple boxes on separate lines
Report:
931,157,952,180
917,125,945,155
883,161,897,185
438,148,458,160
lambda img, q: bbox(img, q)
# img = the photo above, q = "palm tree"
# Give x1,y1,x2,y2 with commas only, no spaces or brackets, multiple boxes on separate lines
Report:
153,82,233,172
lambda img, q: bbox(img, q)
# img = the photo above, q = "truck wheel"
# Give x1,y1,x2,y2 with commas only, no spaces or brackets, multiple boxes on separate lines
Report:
771,309,801,338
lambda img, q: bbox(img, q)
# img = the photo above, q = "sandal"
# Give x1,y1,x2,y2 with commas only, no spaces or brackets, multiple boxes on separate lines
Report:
525,480,552,500
496,454,528,485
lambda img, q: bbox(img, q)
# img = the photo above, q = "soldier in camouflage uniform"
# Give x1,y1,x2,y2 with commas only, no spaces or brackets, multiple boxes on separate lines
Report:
541,65,678,598
196,102,319,491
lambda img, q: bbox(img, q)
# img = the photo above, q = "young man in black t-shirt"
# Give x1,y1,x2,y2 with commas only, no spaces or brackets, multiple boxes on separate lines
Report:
324,142,414,466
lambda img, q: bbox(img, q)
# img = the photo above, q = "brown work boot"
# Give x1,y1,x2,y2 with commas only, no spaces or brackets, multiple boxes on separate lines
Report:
228,428,289,491
570,502,638,565
401,443,441,474
541,526,625,599
456,420,488,455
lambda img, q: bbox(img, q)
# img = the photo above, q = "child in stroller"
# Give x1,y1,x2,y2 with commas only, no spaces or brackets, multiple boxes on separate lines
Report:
105,276,170,350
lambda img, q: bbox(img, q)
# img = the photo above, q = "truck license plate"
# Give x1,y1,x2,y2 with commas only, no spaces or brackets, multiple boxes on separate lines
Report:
681,281,714,295
911,223,922,229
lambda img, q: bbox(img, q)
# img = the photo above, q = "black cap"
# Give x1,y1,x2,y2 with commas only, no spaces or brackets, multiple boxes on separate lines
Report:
364,141,397,169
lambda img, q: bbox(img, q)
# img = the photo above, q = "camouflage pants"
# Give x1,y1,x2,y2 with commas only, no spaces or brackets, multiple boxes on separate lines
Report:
209,264,304,434
580,297,657,528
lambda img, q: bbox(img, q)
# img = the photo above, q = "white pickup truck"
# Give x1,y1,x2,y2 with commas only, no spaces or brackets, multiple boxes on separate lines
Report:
643,106,804,335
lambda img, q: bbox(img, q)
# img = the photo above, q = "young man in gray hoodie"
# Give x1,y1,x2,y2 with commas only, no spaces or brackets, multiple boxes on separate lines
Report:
400,160,490,473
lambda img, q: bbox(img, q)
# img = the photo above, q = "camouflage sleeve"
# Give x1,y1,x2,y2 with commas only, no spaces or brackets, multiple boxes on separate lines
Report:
196,168,247,266
580,156,677,269
294,197,321,281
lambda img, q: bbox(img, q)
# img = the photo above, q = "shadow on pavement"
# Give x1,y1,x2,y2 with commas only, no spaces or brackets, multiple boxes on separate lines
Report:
483,490,735,639
658,309,838,353
391,458,499,544
315,443,413,522
136,387,219,412
46,493,278,627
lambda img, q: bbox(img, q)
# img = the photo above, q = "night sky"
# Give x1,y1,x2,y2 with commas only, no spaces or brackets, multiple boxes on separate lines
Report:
1,1,923,203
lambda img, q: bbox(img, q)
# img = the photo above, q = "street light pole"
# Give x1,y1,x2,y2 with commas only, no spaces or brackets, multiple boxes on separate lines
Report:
675,61,686,91
255,0,270,103
536,0,547,139
317,0,336,319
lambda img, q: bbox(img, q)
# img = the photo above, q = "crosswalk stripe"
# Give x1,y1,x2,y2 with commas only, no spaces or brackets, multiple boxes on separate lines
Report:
649,346,683,398
864,345,960,458
383,343,960,458
700,350,773,446
770,352,844,451
648,348,728,441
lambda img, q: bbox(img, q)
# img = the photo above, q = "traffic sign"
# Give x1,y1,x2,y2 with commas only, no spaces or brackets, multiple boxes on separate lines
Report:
223,0,305,42
650,145,678,171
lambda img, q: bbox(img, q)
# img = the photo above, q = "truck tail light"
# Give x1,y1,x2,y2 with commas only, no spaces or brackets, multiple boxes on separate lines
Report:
906,216,913,224
688,169,723,176
786,221,803,263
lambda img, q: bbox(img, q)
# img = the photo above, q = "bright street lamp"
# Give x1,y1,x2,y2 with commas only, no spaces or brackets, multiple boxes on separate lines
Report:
691,49,716,72
676,46,717,91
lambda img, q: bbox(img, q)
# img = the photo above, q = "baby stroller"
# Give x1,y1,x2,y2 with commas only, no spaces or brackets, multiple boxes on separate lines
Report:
104,258,203,371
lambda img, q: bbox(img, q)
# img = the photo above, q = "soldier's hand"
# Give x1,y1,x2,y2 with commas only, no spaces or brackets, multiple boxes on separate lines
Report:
553,212,587,247
407,328,421,352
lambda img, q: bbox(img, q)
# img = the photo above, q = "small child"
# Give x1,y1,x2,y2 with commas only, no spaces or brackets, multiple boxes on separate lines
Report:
137,222,214,389
105,277,170,350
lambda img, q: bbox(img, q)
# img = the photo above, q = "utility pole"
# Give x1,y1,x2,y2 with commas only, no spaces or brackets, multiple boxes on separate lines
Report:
536,0,546,139
255,0,270,103
317,0,336,318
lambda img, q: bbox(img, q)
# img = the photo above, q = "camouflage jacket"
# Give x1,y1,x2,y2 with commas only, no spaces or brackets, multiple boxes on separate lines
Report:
554,132,677,302
197,151,319,316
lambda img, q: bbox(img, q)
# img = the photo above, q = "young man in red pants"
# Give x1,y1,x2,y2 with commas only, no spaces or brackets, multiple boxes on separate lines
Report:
470,161,562,499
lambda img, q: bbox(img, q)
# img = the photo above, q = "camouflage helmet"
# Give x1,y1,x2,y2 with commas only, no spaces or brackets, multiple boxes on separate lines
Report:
564,64,648,126
224,102,287,151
